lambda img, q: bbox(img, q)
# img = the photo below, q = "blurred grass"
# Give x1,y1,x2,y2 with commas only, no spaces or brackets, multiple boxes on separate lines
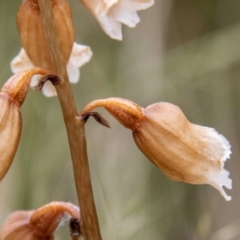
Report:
0,0,240,239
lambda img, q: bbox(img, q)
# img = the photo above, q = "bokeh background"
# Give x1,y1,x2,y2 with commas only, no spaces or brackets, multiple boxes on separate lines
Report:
0,0,240,239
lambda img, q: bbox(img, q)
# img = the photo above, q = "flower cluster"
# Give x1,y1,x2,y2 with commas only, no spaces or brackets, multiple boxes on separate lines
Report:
11,0,154,96
0,0,233,239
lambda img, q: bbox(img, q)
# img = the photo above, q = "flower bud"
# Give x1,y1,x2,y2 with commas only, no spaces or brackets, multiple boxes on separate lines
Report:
0,201,81,240
0,69,50,180
80,98,232,201
17,0,74,70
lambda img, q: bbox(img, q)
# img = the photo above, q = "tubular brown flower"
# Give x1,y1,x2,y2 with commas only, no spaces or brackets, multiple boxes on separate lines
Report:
80,97,232,201
0,201,81,240
0,69,50,181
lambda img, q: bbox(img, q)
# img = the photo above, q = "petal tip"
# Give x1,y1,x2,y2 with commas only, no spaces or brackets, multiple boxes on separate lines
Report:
135,0,155,10
69,42,93,68
42,82,57,97
218,134,232,162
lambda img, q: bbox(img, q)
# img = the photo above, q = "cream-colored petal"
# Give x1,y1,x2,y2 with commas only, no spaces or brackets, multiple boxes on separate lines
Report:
10,51,56,97
30,74,57,97
103,0,118,10
42,81,57,97
69,42,93,68
66,62,80,84
110,2,140,28
97,13,123,40
30,74,43,89
210,171,232,201
207,161,232,201
12,43,92,97
10,48,35,74
123,0,154,10
196,127,232,165
66,42,92,83
10,50,57,97
81,0,154,40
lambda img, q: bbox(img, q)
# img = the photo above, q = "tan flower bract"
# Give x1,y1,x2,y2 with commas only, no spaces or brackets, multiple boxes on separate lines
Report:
80,98,232,201
17,0,74,70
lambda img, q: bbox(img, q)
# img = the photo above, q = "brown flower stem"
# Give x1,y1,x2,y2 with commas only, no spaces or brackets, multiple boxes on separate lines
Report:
38,1,102,239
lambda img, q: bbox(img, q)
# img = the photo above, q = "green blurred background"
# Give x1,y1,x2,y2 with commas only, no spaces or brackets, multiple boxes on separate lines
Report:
0,0,240,239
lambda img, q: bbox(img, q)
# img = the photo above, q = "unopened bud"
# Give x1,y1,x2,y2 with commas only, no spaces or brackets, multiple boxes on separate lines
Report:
17,0,74,70
0,68,50,181
80,98,232,201
0,201,80,240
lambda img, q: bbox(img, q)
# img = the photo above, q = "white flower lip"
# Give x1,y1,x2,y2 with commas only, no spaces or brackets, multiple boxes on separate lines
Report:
81,0,154,40
202,127,232,201
10,43,92,97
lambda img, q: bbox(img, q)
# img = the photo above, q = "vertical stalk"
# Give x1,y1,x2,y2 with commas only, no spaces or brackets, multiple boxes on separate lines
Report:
38,1,102,239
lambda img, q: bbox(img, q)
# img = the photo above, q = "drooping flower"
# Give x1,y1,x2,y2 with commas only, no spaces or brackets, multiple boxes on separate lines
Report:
0,68,51,181
0,201,81,240
81,0,154,40
12,0,92,97
80,98,232,201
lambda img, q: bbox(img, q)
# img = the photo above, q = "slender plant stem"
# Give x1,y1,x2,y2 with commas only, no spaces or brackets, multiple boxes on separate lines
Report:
38,1,102,239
